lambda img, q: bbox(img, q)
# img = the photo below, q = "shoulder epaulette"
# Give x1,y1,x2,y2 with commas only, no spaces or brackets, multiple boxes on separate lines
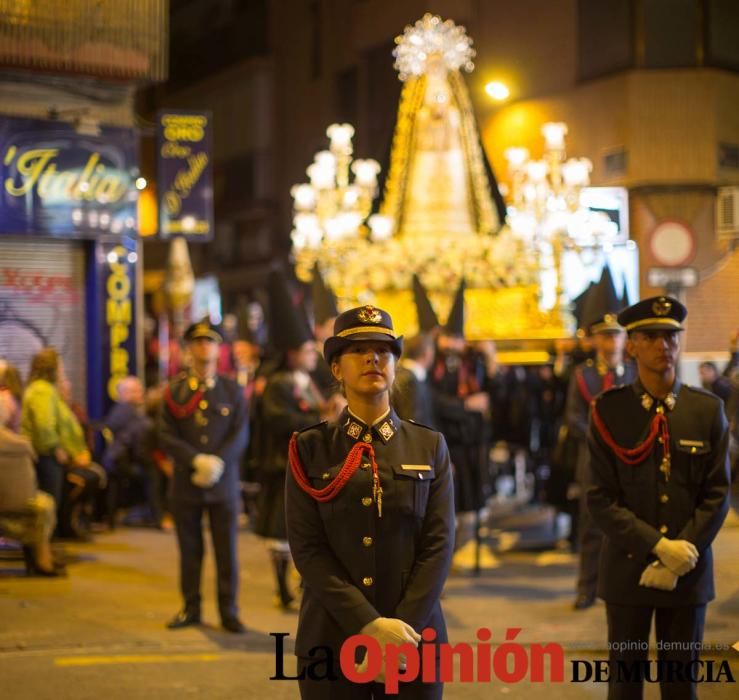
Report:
406,419,437,432
296,420,328,435
683,384,720,401
594,384,628,404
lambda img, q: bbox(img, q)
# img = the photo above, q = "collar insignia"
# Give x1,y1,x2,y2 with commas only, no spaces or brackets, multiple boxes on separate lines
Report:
378,421,395,442
664,393,676,411
357,305,382,324
652,298,672,316
641,393,654,411
346,421,363,439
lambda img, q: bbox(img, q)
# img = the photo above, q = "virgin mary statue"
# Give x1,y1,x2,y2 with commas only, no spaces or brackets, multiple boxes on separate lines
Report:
378,14,506,241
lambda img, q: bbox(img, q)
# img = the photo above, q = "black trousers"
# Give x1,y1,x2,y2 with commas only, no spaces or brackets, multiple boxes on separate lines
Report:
605,603,706,700
297,657,443,700
60,466,101,536
576,490,602,597
172,498,240,621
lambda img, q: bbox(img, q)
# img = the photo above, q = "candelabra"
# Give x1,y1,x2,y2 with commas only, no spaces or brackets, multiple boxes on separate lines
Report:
290,123,391,251
504,122,613,325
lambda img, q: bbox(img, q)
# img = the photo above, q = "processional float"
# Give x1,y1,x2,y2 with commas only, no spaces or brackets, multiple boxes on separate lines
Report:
290,14,619,359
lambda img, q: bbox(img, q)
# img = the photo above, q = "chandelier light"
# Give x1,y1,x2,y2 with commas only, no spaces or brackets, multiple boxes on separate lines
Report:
291,123,381,251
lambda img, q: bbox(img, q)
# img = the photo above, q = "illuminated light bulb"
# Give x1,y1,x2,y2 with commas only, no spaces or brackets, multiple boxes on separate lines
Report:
326,123,355,151
342,186,360,209
351,159,380,187
561,158,592,187
324,217,345,241
526,160,548,183
291,183,317,210
541,122,568,150
368,214,394,241
294,213,320,236
307,162,334,189
504,147,529,169
485,81,509,101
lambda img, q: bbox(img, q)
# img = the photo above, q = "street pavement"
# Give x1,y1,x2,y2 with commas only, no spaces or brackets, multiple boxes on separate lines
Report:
1,513,738,699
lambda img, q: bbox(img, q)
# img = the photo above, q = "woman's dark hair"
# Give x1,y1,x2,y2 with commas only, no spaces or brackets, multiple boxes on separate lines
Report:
28,347,60,384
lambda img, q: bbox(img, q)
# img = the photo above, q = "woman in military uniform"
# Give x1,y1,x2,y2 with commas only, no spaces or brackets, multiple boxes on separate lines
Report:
286,305,455,699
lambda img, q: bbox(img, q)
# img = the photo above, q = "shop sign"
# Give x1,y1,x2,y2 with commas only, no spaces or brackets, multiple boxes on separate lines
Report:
87,240,138,420
157,110,213,241
0,116,138,237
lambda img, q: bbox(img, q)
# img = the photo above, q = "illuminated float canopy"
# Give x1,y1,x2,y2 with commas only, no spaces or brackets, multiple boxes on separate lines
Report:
291,14,626,354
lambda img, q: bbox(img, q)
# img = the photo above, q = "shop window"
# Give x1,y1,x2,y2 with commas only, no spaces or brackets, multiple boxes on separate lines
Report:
718,143,739,170
578,0,634,81
644,0,700,68
706,0,739,71
335,66,359,126
603,148,628,176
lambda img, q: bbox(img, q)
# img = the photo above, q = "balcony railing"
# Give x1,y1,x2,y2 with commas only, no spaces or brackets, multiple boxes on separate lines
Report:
0,0,169,82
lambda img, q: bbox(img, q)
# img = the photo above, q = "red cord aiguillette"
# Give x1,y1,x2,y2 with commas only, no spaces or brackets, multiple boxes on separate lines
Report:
289,433,384,516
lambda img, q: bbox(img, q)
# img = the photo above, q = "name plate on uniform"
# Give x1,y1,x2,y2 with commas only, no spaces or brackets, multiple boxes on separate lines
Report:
678,440,705,447
400,464,431,471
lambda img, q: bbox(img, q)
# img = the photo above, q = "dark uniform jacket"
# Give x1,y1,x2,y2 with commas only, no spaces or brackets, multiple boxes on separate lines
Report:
255,370,321,541
392,364,437,429
565,359,636,483
286,407,455,658
430,351,488,511
587,378,730,607
160,372,249,504
260,371,321,474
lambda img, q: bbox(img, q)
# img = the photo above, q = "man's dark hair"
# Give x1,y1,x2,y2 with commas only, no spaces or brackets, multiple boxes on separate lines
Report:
402,333,434,361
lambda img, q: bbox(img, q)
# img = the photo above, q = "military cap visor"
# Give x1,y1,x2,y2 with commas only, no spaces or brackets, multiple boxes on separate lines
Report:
617,296,686,333
184,321,223,343
324,305,403,363
589,313,624,335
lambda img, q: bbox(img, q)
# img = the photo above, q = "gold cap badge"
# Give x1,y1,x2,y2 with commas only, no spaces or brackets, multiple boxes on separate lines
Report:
357,305,382,324
652,298,672,316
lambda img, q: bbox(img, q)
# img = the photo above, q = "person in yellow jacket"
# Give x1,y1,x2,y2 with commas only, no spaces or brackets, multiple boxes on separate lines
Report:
21,348,102,538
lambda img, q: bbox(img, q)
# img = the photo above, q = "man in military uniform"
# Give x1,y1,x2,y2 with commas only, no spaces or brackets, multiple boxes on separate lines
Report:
587,296,730,699
160,318,249,633
567,286,636,610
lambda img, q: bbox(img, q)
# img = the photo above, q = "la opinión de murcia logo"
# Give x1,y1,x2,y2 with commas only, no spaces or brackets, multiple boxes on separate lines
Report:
270,629,736,693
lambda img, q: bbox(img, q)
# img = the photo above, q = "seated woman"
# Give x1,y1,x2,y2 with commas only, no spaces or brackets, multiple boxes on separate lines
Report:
0,392,63,576
57,378,105,539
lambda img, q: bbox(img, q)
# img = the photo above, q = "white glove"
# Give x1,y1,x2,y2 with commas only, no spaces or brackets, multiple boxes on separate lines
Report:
639,561,678,591
191,454,224,488
355,617,420,681
653,537,699,576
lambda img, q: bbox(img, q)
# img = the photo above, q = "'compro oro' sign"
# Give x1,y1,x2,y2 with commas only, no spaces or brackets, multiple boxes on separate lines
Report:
157,111,213,241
